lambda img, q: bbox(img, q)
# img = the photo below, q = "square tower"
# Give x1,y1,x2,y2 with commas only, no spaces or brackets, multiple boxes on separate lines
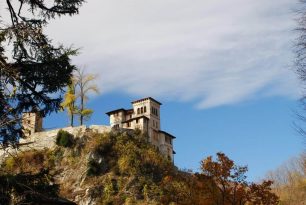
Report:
131,97,162,145
22,112,43,137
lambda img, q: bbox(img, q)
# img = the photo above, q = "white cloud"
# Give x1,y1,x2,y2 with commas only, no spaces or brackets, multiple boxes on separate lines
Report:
46,0,299,108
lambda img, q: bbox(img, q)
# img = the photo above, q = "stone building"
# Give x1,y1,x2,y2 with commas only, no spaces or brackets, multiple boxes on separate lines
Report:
19,97,176,161
22,112,43,137
106,97,175,161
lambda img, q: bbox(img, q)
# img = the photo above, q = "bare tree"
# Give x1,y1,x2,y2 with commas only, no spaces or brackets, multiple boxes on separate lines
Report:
74,68,99,125
266,154,306,205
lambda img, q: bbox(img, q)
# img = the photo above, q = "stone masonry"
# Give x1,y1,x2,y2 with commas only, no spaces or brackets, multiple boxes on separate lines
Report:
0,97,175,162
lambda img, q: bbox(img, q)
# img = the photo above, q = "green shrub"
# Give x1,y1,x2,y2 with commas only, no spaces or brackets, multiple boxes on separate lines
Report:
87,159,102,176
56,130,74,148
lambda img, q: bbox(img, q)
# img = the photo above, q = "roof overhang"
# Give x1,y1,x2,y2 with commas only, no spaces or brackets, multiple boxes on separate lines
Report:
122,115,150,123
131,97,162,105
159,130,176,139
105,108,126,116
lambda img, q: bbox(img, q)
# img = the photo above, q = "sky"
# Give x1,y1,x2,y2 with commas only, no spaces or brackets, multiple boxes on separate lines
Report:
2,0,305,181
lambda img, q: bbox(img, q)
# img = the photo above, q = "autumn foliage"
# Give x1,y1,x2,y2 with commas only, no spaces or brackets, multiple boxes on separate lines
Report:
200,152,279,205
1,131,279,205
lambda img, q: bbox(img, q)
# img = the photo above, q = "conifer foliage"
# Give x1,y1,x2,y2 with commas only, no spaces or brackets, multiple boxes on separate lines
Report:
0,0,84,145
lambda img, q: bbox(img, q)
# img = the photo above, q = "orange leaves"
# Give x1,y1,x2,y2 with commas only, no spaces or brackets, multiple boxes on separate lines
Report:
248,180,279,205
199,152,279,205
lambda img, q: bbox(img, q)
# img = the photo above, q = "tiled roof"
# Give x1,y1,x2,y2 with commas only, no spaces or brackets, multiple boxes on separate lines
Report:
105,108,126,116
131,97,162,105
125,109,134,114
122,115,149,123
159,130,176,139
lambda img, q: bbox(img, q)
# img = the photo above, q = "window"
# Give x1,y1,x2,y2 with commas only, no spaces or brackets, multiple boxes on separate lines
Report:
165,136,172,145
136,119,139,124
144,106,146,113
127,122,131,127
141,107,143,113
151,107,158,116
153,131,159,141
137,108,140,114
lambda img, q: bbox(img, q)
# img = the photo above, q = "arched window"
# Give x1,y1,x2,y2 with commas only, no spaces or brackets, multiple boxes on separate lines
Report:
137,108,140,114
141,107,143,113
144,106,146,113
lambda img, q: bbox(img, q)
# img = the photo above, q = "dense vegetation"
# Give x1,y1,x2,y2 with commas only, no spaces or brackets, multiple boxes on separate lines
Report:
0,129,279,205
56,130,75,148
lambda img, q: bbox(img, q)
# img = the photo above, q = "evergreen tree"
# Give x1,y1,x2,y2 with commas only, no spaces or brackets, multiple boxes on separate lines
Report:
0,0,84,145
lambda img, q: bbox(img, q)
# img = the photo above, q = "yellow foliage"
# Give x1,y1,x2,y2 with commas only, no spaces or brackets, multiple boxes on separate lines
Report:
4,157,16,170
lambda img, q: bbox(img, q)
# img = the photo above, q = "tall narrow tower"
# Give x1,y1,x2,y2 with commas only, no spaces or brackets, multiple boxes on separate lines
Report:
131,97,161,145
22,112,43,137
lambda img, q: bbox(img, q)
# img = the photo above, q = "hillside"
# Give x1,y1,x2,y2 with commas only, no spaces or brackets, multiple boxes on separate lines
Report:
0,129,207,205
0,129,280,205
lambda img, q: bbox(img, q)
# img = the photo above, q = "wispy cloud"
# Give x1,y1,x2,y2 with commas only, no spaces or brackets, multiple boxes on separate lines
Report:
47,0,299,108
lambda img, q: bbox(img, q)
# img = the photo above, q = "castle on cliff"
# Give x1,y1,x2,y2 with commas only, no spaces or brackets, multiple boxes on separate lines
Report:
106,97,175,161
21,97,175,161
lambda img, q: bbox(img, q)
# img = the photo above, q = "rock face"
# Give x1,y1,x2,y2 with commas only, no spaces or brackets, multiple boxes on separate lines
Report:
0,125,111,164
0,125,113,205
0,128,179,205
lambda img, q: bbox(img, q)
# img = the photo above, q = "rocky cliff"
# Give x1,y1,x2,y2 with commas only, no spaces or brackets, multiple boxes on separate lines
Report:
0,129,195,205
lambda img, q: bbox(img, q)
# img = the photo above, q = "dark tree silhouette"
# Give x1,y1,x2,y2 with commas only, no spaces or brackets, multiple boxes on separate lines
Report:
0,0,84,146
0,169,76,205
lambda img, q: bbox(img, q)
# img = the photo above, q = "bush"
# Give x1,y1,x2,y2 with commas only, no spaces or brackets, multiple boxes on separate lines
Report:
87,159,102,176
56,130,74,148
3,150,46,173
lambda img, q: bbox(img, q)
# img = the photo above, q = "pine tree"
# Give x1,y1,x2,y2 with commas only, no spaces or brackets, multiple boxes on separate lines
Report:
0,0,84,145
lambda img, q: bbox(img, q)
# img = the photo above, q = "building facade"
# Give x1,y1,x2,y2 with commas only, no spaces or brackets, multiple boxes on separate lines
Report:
22,112,43,137
106,97,175,161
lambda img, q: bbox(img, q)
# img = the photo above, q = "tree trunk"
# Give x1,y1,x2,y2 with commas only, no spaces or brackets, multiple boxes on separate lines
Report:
80,93,84,125
70,114,74,127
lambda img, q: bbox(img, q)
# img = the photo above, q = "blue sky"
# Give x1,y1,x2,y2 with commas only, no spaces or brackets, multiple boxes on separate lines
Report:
43,0,304,181
1,0,303,181
45,93,304,181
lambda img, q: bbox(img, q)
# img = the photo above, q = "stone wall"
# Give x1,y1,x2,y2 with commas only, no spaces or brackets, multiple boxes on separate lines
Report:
0,125,111,163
